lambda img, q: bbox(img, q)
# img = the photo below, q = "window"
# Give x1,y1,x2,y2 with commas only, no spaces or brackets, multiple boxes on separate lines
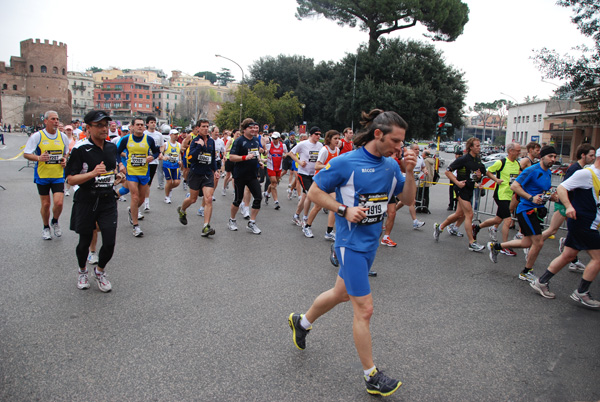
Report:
167,94,169,99
97,103,101,108
2,84,7,90
29,65,34,73
518,116,521,123
146,104,150,108
115,85,122,90
158,94,161,99
53,67,58,74
62,68,65,75
98,94,101,100
533,115,537,122
104,102,111,108
104,94,110,100
175,95,177,100
114,103,121,108
146,95,150,99
167,103,169,110
538,114,542,121
115,94,121,100
13,85,17,90
125,94,130,100
514,117,517,123
41,65,47,73
526,116,530,123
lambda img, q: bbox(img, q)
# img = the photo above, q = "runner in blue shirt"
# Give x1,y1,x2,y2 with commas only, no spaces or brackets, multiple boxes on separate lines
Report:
288,109,416,397
487,146,559,283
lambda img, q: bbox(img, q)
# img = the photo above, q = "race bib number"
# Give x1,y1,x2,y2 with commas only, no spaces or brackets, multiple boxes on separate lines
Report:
46,151,63,164
94,170,115,188
308,151,319,163
358,192,388,225
198,153,212,164
131,154,146,167
249,148,260,159
168,153,179,163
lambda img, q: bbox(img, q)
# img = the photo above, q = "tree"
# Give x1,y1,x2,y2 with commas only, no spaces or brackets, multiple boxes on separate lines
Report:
469,100,508,142
88,66,102,73
195,71,217,84
215,81,302,131
532,0,600,120
216,68,235,86
295,0,470,54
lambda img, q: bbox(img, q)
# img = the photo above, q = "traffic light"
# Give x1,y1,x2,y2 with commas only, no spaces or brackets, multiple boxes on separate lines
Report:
436,122,444,135
442,123,453,136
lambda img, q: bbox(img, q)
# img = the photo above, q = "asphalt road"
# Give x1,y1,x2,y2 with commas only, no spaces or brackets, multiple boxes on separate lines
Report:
1,132,599,402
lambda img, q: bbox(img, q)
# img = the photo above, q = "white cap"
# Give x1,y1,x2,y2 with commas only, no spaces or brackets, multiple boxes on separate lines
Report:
170,129,179,135
272,131,281,138
122,125,129,131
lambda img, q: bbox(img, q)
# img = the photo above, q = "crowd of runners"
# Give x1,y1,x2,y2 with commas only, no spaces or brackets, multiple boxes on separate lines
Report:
22,108,599,398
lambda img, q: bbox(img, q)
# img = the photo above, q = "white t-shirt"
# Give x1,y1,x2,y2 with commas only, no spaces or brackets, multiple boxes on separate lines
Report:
144,130,164,165
290,140,323,176
214,137,226,161
24,129,69,155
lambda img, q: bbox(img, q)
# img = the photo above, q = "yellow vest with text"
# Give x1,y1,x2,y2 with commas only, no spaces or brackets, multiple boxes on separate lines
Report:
36,130,66,179
126,134,150,176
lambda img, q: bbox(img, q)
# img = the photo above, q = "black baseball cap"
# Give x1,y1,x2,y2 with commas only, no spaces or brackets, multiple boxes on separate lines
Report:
309,126,321,135
84,110,112,124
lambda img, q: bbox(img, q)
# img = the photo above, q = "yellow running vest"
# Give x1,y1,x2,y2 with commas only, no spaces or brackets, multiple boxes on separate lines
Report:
36,130,66,179
126,134,150,176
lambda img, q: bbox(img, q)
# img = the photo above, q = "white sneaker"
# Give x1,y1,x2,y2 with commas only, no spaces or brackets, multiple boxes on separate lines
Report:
118,196,127,202
144,201,150,211
77,270,90,290
303,225,314,238
164,196,172,204
183,182,188,191
274,201,280,210
221,188,227,196
324,232,335,241
197,207,205,217
287,189,292,200
137,211,144,220
87,251,99,265
412,220,425,229
488,227,498,242
64,189,70,197
212,196,216,201
247,221,262,235
42,227,52,240
132,225,144,237
568,260,586,272
243,206,250,220
52,222,62,237
228,218,238,231
94,270,112,292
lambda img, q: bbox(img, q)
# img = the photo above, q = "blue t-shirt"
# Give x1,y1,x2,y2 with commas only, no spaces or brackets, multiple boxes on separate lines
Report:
515,163,552,213
314,147,405,252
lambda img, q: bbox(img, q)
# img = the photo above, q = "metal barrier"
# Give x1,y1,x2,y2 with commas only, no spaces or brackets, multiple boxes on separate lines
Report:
472,176,567,232
414,172,430,214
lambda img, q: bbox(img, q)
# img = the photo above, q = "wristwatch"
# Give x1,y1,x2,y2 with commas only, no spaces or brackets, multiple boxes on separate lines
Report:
337,205,347,217
528,196,534,202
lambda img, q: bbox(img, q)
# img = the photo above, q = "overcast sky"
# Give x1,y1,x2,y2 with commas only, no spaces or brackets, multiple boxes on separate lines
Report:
0,0,593,112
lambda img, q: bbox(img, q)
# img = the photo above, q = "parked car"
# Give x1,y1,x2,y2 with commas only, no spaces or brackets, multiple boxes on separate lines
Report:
483,153,507,162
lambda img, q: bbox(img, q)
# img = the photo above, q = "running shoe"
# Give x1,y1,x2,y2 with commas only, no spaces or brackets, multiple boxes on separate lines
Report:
42,227,52,240
501,248,517,256
221,188,227,196
183,182,188,191
568,260,586,272
212,196,216,201
413,220,425,230
243,207,250,220
197,207,204,217
488,227,498,242
77,270,90,290
201,224,215,237
381,237,397,247
144,201,150,211
559,237,566,254
364,368,402,397
274,201,280,210
368,270,377,277
433,223,441,241
132,225,143,237
127,207,133,225
514,232,524,240
287,188,292,200
94,270,112,292
453,226,465,237
247,221,261,235
292,189,298,198
292,216,301,226
52,222,62,237
322,208,328,214
118,196,127,202
164,196,172,204
487,242,499,263
446,226,458,236
288,313,311,350
177,206,187,225
530,279,556,299
64,189,70,197
87,251,99,265
228,218,238,231
472,224,480,240
263,192,270,205
570,290,600,308
330,243,339,267
157,185,164,190
468,242,485,252
519,271,537,283
303,226,314,238
324,232,335,241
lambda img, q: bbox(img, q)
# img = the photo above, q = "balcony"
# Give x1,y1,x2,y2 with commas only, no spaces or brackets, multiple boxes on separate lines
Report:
71,84,86,91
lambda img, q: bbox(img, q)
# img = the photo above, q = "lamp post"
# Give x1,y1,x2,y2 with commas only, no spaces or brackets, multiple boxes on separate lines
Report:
215,54,244,129
301,104,305,123
501,92,521,144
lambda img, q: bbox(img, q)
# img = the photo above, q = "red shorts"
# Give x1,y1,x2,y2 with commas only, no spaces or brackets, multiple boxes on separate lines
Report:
267,169,281,178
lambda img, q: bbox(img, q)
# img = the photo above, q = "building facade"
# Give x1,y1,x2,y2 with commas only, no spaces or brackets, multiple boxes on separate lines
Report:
93,76,153,121
68,71,94,120
0,38,71,127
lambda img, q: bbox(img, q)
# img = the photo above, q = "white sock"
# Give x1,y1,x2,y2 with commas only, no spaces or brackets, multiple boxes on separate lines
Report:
382,235,389,240
364,366,377,378
145,197,149,203
300,315,312,329
413,219,418,224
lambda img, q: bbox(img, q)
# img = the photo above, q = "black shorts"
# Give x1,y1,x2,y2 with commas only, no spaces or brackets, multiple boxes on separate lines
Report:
495,200,511,220
517,209,543,236
216,160,222,170
457,186,473,203
70,197,118,234
148,164,158,184
37,182,64,195
225,160,234,173
565,218,600,250
282,158,293,171
389,195,397,204
233,176,262,208
187,170,214,191
298,173,314,193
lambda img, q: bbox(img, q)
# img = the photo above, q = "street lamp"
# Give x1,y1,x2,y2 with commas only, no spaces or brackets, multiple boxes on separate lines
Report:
215,54,245,129
301,104,305,123
501,92,521,144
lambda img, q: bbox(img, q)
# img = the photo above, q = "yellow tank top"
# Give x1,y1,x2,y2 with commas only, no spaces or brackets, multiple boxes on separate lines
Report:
36,130,66,179
163,141,181,166
126,134,150,176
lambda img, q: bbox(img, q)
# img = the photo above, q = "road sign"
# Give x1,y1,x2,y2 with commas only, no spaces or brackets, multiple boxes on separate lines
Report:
437,107,447,118
263,124,269,131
